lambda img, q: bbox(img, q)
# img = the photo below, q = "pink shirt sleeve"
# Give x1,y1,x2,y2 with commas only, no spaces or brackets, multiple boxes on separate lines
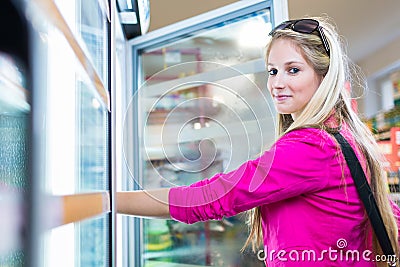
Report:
169,128,333,224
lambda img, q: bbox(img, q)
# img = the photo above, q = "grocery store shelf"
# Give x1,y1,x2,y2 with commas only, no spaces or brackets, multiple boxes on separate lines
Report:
142,58,266,98
61,191,110,225
46,191,110,229
143,117,275,160
374,130,391,141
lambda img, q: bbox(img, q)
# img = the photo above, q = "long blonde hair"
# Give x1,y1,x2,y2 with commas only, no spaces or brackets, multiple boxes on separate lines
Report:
243,17,399,265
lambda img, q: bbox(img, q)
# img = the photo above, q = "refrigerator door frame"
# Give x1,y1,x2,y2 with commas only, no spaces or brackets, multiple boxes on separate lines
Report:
28,0,113,266
124,0,288,266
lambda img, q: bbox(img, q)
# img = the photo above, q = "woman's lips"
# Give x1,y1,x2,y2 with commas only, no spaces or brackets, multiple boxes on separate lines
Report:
274,95,292,101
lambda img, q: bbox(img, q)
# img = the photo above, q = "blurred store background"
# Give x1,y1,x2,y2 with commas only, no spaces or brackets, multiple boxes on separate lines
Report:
1,0,400,267
146,0,400,197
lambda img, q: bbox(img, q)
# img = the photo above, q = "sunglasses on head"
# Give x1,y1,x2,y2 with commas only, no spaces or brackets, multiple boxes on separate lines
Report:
268,19,330,56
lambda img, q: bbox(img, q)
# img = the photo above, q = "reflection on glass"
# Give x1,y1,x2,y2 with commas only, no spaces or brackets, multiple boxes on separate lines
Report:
77,0,108,86
137,9,272,267
78,82,109,191
141,10,271,80
76,2,110,266
54,0,108,86
77,76,110,267
0,52,29,266
78,215,110,266
35,0,110,265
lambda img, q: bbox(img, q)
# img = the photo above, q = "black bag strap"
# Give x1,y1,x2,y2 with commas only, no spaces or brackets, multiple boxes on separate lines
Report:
332,132,395,257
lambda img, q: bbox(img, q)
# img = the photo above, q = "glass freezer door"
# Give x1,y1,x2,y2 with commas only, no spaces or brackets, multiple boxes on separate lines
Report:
126,1,279,266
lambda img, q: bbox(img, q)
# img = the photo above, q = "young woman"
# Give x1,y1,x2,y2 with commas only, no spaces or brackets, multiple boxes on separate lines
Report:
117,17,400,266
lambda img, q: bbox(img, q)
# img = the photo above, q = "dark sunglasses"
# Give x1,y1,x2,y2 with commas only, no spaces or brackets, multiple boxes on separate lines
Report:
268,19,330,56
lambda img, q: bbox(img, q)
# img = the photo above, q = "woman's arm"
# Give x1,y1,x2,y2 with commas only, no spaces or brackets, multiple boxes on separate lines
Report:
116,188,171,218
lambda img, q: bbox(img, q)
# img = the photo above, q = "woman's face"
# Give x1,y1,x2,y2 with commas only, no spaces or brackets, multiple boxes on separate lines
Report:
267,38,322,120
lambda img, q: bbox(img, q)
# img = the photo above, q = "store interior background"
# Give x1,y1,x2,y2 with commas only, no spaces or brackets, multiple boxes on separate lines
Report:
129,1,400,265
142,0,400,186
147,0,400,118
1,1,400,266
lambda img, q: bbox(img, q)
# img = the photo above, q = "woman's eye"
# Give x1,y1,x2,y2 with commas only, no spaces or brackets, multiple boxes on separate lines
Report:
289,67,300,74
268,69,277,76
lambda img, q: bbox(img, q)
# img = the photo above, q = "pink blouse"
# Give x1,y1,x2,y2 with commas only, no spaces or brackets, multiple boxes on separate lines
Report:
169,126,400,266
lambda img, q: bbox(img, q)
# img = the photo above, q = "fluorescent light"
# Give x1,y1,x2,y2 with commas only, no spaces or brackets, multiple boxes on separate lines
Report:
238,19,272,48
120,12,138,24
126,0,132,9
193,122,202,130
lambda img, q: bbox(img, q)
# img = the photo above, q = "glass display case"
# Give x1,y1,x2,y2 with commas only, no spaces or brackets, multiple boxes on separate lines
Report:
0,1,30,265
0,47,29,267
25,0,112,266
125,1,278,266
1,0,287,266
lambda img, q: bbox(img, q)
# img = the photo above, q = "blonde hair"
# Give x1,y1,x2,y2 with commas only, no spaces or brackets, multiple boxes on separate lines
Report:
243,17,399,265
